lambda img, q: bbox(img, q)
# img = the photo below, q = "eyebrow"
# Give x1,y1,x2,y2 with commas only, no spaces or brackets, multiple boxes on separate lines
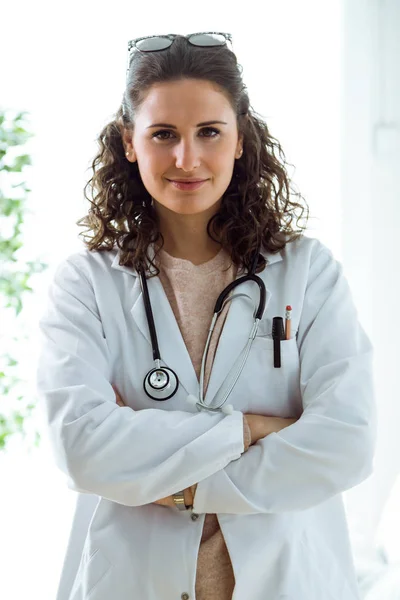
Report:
146,120,228,129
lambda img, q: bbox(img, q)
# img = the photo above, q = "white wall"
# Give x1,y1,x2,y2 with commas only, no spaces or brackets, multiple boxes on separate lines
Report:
341,0,400,571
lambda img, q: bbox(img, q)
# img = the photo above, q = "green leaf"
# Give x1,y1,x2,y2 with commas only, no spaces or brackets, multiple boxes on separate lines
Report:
0,107,49,449
12,154,32,171
13,414,24,427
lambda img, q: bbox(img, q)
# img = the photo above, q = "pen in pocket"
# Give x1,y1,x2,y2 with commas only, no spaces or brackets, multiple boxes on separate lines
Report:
272,317,285,368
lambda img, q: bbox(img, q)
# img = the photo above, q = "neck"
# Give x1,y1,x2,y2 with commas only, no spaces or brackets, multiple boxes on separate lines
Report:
154,203,222,265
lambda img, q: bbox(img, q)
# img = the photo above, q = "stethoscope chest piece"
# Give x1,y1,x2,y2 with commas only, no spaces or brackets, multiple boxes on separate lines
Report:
143,366,179,401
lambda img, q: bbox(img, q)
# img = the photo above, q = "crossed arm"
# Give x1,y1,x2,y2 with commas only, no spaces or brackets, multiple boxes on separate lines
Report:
112,385,297,508
38,245,376,515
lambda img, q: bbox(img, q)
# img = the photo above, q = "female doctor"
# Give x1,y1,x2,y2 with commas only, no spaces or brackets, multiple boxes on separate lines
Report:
36,32,377,600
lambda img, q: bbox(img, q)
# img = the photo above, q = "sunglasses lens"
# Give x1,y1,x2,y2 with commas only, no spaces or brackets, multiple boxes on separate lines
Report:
130,33,229,56
189,33,227,46
136,36,172,51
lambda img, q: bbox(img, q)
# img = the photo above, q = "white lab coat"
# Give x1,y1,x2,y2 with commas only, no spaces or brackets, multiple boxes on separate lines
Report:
36,234,377,600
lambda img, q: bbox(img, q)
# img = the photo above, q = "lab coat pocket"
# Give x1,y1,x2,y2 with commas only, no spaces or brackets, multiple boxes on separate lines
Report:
69,547,113,600
244,332,301,415
255,317,298,340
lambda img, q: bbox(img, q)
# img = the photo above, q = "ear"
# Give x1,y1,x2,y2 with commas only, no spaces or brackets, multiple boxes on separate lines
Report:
236,133,244,158
118,118,137,161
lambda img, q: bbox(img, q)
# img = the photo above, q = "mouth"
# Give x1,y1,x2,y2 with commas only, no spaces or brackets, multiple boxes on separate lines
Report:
167,179,208,191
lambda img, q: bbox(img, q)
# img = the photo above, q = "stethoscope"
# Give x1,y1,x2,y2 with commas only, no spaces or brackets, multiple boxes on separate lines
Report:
138,244,266,414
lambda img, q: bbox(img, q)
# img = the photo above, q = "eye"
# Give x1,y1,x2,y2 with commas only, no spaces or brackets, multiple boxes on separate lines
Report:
151,127,220,141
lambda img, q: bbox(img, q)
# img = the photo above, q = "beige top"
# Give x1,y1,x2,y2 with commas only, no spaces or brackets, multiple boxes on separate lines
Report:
157,246,251,600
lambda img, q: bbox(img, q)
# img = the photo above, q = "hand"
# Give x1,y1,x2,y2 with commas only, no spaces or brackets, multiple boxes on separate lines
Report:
244,413,298,445
112,384,197,507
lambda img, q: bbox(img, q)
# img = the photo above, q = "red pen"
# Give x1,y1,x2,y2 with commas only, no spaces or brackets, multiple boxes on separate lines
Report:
285,305,292,340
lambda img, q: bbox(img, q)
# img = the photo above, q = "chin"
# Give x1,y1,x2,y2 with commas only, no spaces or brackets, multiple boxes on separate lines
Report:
153,191,220,214
171,199,220,215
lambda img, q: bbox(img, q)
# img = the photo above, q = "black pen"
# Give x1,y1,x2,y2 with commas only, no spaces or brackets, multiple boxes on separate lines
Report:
272,317,285,368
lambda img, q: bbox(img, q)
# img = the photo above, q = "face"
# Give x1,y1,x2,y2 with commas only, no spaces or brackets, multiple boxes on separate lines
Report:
122,79,243,217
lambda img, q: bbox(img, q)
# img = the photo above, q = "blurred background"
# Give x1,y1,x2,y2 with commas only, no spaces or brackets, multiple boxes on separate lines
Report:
0,0,399,598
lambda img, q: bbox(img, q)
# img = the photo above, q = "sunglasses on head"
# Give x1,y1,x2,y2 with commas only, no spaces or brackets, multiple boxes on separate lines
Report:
126,32,233,80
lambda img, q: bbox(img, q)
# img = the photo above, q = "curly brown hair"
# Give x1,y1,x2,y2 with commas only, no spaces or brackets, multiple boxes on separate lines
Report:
77,34,310,277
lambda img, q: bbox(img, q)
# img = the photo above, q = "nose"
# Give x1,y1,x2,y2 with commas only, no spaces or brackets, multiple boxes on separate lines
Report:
173,139,202,171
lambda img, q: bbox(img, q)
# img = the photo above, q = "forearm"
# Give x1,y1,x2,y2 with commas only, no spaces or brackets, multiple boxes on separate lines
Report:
160,415,251,508
193,410,375,515
115,385,253,509
184,415,292,508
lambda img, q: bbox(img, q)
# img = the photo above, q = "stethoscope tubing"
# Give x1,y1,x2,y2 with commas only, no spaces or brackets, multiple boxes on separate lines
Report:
138,260,162,363
198,296,261,410
139,245,266,412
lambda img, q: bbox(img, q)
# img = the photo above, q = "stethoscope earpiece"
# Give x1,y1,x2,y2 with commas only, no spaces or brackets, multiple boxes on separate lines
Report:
186,394,199,407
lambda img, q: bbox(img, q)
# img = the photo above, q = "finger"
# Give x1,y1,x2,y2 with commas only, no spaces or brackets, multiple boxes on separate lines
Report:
153,497,173,507
111,384,126,406
116,394,126,406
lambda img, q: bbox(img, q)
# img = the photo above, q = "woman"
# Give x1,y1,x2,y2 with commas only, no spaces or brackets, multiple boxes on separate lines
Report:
36,33,377,600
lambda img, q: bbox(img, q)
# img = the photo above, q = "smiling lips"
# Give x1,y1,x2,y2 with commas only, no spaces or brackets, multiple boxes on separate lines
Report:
168,179,208,191
169,178,207,182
